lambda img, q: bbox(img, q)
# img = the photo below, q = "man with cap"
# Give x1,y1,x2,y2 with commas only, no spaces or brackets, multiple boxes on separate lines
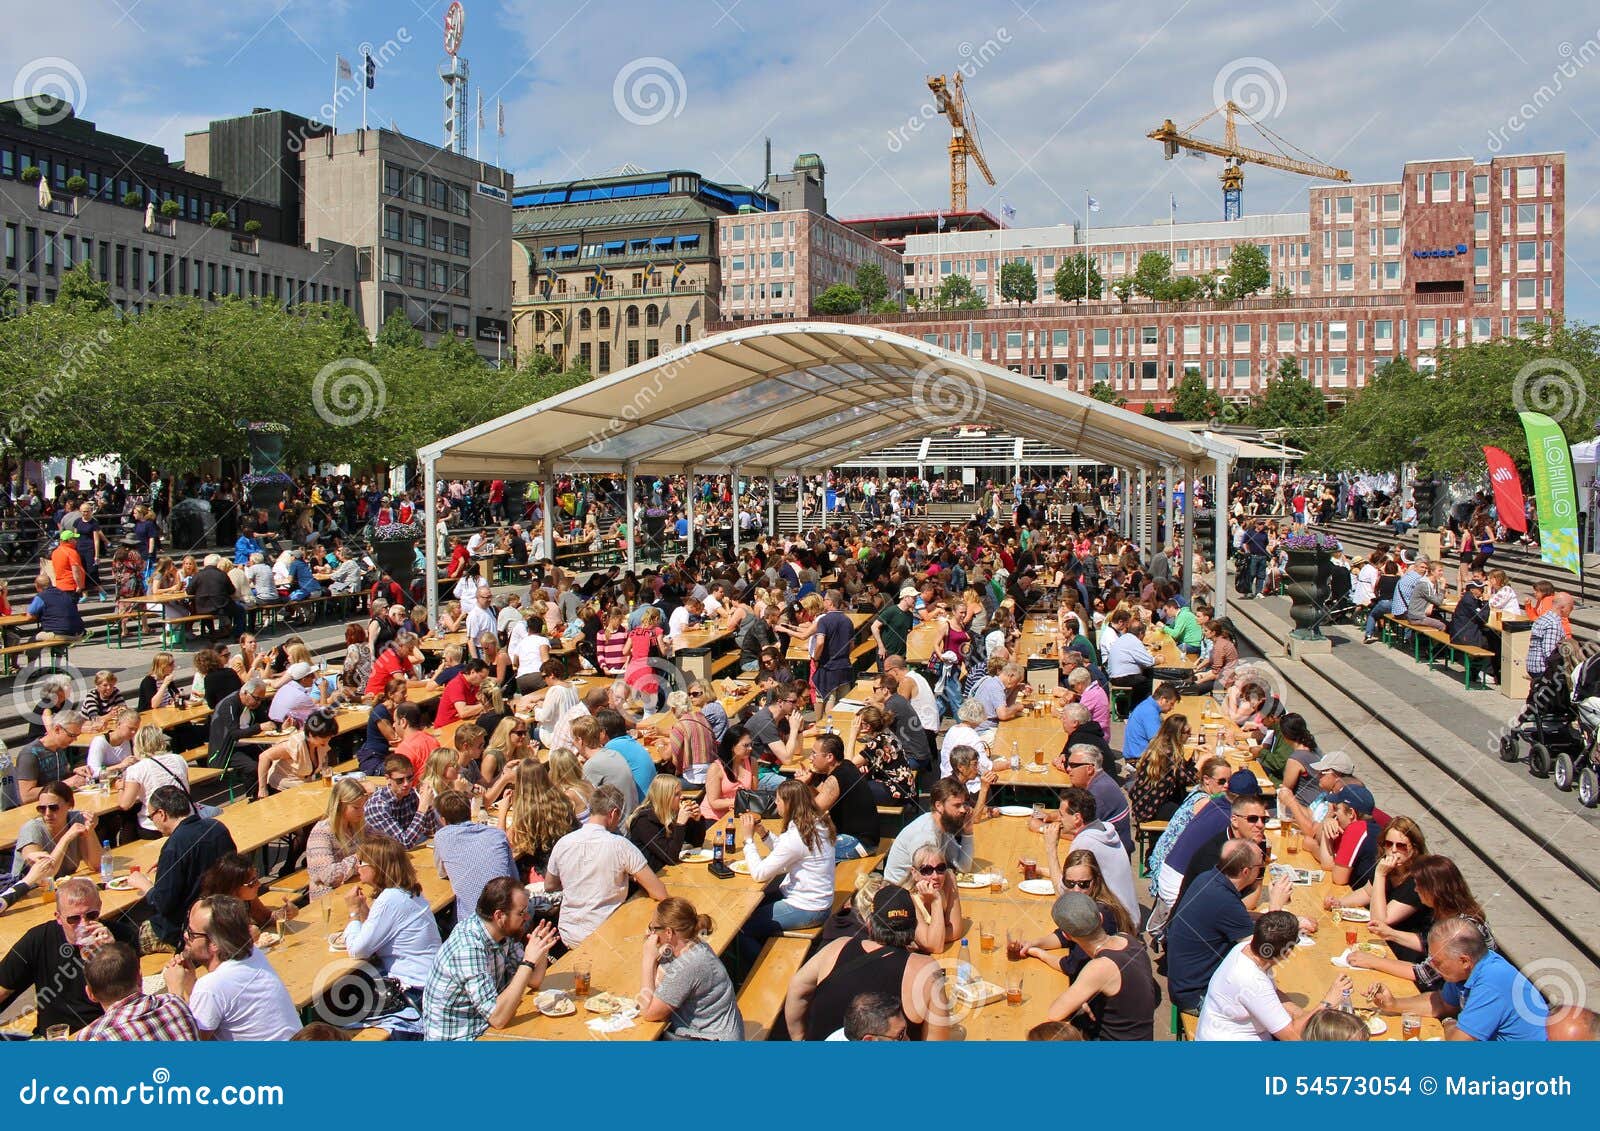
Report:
1154,770,1264,912
1039,891,1159,1040
1278,750,1385,841
784,884,953,1041
871,585,917,668
1448,577,1495,666
1303,783,1383,888
268,662,319,728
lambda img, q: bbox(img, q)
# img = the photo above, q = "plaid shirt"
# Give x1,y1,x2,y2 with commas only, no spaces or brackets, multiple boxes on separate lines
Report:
423,912,523,1041
364,786,439,849
75,992,199,1042
1527,610,1567,677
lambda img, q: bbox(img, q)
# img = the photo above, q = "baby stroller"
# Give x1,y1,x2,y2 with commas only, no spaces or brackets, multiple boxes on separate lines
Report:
1560,650,1600,806
1499,644,1598,804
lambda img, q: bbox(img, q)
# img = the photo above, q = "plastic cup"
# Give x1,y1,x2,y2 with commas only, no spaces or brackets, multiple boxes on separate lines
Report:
1402,1013,1421,1040
1006,928,1025,962
1344,928,1358,948
978,924,995,953
1005,975,1024,1006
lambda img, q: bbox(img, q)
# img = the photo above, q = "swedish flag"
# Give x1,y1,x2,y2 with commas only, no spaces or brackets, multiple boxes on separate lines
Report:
670,259,687,289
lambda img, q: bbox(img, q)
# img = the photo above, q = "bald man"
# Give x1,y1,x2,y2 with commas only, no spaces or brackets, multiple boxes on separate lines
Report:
1547,1003,1600,1042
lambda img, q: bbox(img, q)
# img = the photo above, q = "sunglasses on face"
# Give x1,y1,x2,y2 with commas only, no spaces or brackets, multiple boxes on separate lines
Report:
1067,761,1094,771
388,775,412,787
1238,814,1267,824
1061,878,1094,890
36,803,63,814
916,863,950,876
63,909,102,927
1382,840,1412,850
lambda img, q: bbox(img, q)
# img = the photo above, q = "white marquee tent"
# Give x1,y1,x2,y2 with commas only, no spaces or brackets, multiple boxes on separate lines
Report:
418,322,1240,619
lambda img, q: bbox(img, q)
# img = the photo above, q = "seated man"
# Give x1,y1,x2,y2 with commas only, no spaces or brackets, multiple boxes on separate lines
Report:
1370,917,1548,1041
1039,891,1158,1040
161,895,300,1040
544,784,667,949
1041,787,1138,931
77,941,199,1041
431,790,517,924
126,786,238,954
882,778,973,886
1119,681,1177,767
422,877,560,1040
1103,609,1155,708
1165,840,1290,1014
0,876,136,1036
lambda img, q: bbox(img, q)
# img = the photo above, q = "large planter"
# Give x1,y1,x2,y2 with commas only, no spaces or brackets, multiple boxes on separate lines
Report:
1285,549,1329,638
371,539,415,590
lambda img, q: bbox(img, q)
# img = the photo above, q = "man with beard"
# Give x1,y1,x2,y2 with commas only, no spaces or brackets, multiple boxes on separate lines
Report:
881,778,972,885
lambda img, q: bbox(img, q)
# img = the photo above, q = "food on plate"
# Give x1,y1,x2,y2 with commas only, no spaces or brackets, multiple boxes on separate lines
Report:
585,992,627,1015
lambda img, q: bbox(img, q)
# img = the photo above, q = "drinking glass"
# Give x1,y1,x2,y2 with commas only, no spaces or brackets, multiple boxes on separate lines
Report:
572,958,592,997
1005,928,1024,962
1005,974,1024,1006
1402,1013,1422,1040
978,923,995,953
46,1024,71,1041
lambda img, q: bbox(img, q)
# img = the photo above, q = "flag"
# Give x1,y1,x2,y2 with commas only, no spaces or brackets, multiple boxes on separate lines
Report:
1520,412,1580,574
38,178,53,210
935,212,946,231
1483,446,1528,533
1087,196,1101,213
496,99,505,137
364,52,375,89
1170,193,1178,212
1001,200,1016,224
336,55,353,83
670,259,687,288
538,276,552,298
476,89,484,129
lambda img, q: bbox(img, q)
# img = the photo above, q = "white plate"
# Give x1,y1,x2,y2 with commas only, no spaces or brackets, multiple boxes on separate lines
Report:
256,931,282,949
535,991,575,1017
1336,907,1371,923
1330,948,1354,969
1364,1014,1388,1036
955,873,1000,889
678,849,713,864
326,931,347,953
1017,879,1056,897
1255,778,1272,788
1022,763,1049,774
104,876,136,891
730,860,752,875
996,805,1033,818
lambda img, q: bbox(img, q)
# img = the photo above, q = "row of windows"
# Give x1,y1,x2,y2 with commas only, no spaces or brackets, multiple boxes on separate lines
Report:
381,207,471,256
2,222,345,305
0,145,242,228
1406,165,1555,206
380,249,470,296
574,336,669,373
549,304,665,332
381,291,472,338
726,220,792,241
383,163,471,217
726,252,792,272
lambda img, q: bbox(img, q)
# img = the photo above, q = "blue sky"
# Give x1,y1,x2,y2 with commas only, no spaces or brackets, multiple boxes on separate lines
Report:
8,0,1599,318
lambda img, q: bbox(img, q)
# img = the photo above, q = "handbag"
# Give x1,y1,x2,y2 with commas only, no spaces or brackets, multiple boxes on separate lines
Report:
733,788,778,818
151,754,223,820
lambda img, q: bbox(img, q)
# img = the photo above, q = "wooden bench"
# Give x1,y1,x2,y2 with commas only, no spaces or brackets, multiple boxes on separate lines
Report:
709,652,742,677
160,613,216,648
0,637,72,675
263,867,312,901
736,936,811,1040
1382,615,1493,688
1136,820,1168,878
849,639,877,669
102,609,151,649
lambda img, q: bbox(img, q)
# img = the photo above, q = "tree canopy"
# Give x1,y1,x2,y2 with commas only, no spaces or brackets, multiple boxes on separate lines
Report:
936,273,986,311
999,261,1037,308
1054,253,1104,303
855,264,889,310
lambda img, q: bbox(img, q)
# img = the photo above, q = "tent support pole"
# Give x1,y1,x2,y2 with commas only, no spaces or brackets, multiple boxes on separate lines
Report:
423,455,438,632
625,464,636,575
1213,455,1231,617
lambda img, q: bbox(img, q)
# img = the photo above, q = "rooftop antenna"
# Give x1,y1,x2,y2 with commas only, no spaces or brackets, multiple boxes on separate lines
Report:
759,137,772,193
441,1,469,155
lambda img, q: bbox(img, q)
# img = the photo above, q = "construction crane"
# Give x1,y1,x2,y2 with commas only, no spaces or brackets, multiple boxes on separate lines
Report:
927,72,995,214
1148,101,1350,220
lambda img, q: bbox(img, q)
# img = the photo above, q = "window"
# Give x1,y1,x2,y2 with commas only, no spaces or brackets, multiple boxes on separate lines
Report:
406,256,426,289
1418,318,1435,340
1474,174,1489,198
1375,319,1393,341
770,252,783,267
1474,210,1489,235
1233,323,1250,344
731,257,745,272
1518,204,1537,226
406,172,425,204
597,342,610,372
1111,251,1125,270
1336,195,1353,216
430,219,449,253
1092,328,1110,348
1337,263,1354,283
385,208,404,242
1005,332,1022,350
429,260,448,291
382,249,402,282
431,178,449,211
731,285,744,300
1474,318,1491,340
1384,261,1399,282
645,304,659,327
1516,166,1536,195
1052,330,1069,349
1432,171,1451,196
579,308,592,330
1518,241,1536,264
1382,193,1399,214
384,164,404,196
1183,325,1200,350
1517,279,1536,300
1093,363,1110,382
1384,227,1401,248
1233,360,1251,381
1336,229,1354,251
597,308,611,329
1474,247,1489,268
452,225,470,257
730,224,744,241
1329,322,1347,343
1141,326,1158,346
406,214,426,247
626,305,639,327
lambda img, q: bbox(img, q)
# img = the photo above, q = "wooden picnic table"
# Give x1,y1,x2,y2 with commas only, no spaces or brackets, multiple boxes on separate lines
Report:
0,612,33,628
671,620,738,682
785,611,871,663
1173,695,1275,793
70,702,212,747
418,631,467,655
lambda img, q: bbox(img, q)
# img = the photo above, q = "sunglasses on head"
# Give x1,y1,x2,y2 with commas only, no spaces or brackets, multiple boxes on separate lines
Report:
916,863,950,876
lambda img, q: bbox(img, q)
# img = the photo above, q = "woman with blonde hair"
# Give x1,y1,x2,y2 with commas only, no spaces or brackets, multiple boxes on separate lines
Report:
544,746,589,810
117,724,191,839
500,759,576,881
136,651,179,711
638,895,744,1041
418,745,460,800
900,843,964,953
1327,815,1429,940
1127,713,1196,823
1017,848,1137,977
626,775,704,871
306,777,368,898
343,834,444,1037
736,778,837,957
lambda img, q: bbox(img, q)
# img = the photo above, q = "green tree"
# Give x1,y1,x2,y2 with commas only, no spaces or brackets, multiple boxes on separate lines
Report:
1221,243,1270,300
1130,251,1173,300
1089,381,1126,407
1248,355,1328,445
1171,371,1223,420
811,284,863,315
1163,276,1203,302
855,264,889,310
869,299,901,314
56,262,112,312
1111,277,1133,303
375,309,424,350
999,261,1037,309
936,273,985,311
1054,253,1104,303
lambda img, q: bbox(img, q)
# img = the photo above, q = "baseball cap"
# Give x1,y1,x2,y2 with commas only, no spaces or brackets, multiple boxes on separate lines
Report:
1465,579,1485,591
898,586,918,599
286,661,316,681
871,885,917,934
1050,891,1103,937
1310,750,1357,776
1326,784,1375,815
58,529,79,540
1226,769,1262,797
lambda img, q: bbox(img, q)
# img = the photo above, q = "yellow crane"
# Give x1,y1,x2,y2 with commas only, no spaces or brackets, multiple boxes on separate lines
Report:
928,72,995,213
1148,100,1350,219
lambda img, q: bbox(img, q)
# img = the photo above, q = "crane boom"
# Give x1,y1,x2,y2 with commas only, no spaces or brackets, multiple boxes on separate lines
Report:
928,72,996,213
1148,101,1349,218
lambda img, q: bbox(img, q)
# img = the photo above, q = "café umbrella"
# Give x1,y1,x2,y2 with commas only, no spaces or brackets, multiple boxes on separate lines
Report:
144,202,156,232
37,177,52,209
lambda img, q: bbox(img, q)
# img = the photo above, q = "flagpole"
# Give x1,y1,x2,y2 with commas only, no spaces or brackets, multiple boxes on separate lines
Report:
332,58,338,133
1083,189,1089,303
1169,193,1175,271
361,55,368,132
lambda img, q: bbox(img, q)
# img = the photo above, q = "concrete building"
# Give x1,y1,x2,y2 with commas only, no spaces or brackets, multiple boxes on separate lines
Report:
188,118,515,361
509,168,773,372
710,153,1563,407
1,97,355,314
716,206,904,320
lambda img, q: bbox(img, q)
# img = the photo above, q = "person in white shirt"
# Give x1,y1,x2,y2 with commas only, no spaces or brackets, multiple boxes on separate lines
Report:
734,779,837,961
342,834,443,1036
533,663,581,747
1486,569,1523,617
453,568,481,604
1195,911,1353,1041
1103,609,1155,707
544,785,666,948
162,895,300,1041
939,698,1016,784
466,531,485,557
86,708,140,777
883,655,938,730
1350,552,1380,608
464,587,497,660
496,594,526,636
511,622,551,693
667,598,700,637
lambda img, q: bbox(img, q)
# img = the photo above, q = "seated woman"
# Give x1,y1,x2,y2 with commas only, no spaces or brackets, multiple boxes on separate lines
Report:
257,708,339,796
626,775,706,872
849,705,916,807
117,725,192,842
1187,618,1239,697
638,896,745,1041
11,781,103,880
306,778,369,899
199,851,286,933
1127,714,1197,823
1223,679,1270,736
898,844,964,953
501,759,576,882
1017,848,1137,978
1346,850,1487,991
342,834,449,1038
86,707,140,778
136,651,180,712
664,689,717,786
701,726,758,822
735,779,838,958
1270,714,1323,806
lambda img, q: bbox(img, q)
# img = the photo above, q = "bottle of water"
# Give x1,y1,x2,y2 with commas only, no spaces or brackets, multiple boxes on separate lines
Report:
1340,986,1355,1014
100,843,113,886
957,938,974,986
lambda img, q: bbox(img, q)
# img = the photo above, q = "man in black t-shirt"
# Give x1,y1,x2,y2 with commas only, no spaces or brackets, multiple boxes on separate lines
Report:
795,734,879,853
0,876,136,1036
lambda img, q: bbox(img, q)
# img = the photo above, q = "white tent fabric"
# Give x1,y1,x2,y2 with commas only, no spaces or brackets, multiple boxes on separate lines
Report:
417,322,1239,616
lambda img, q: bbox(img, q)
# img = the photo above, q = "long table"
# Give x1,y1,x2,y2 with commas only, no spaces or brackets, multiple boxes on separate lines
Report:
786,611,872,663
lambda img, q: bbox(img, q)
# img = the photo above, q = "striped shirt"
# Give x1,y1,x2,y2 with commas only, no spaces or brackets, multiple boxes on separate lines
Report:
75,992,199,1042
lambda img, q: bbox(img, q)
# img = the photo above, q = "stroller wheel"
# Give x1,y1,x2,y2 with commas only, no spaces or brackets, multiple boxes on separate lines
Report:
1553,752,1576,792
1528,742,1552,779
1498,732,1522,763
1578,766,1600,809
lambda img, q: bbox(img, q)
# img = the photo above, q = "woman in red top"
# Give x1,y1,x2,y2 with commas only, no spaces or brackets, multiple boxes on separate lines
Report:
701,725,757,820
365,633,421,696
623,606,673,709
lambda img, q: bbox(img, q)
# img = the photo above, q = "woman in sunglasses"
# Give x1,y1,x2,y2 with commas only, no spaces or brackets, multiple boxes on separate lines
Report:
897,845,963,953
1015,849,1136,979
12,781,102,881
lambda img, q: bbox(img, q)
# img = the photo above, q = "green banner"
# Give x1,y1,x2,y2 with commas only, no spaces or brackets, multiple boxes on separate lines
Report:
1519,410,1581,576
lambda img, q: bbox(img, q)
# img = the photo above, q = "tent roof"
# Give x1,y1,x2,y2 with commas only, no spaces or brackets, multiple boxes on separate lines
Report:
419,322,1239,479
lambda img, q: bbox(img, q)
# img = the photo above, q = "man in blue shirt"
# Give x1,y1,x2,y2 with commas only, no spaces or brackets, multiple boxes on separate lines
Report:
1121,682,1177,764
595,708,655,800
1165,839,1288,1013
1371,917,1547,1040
